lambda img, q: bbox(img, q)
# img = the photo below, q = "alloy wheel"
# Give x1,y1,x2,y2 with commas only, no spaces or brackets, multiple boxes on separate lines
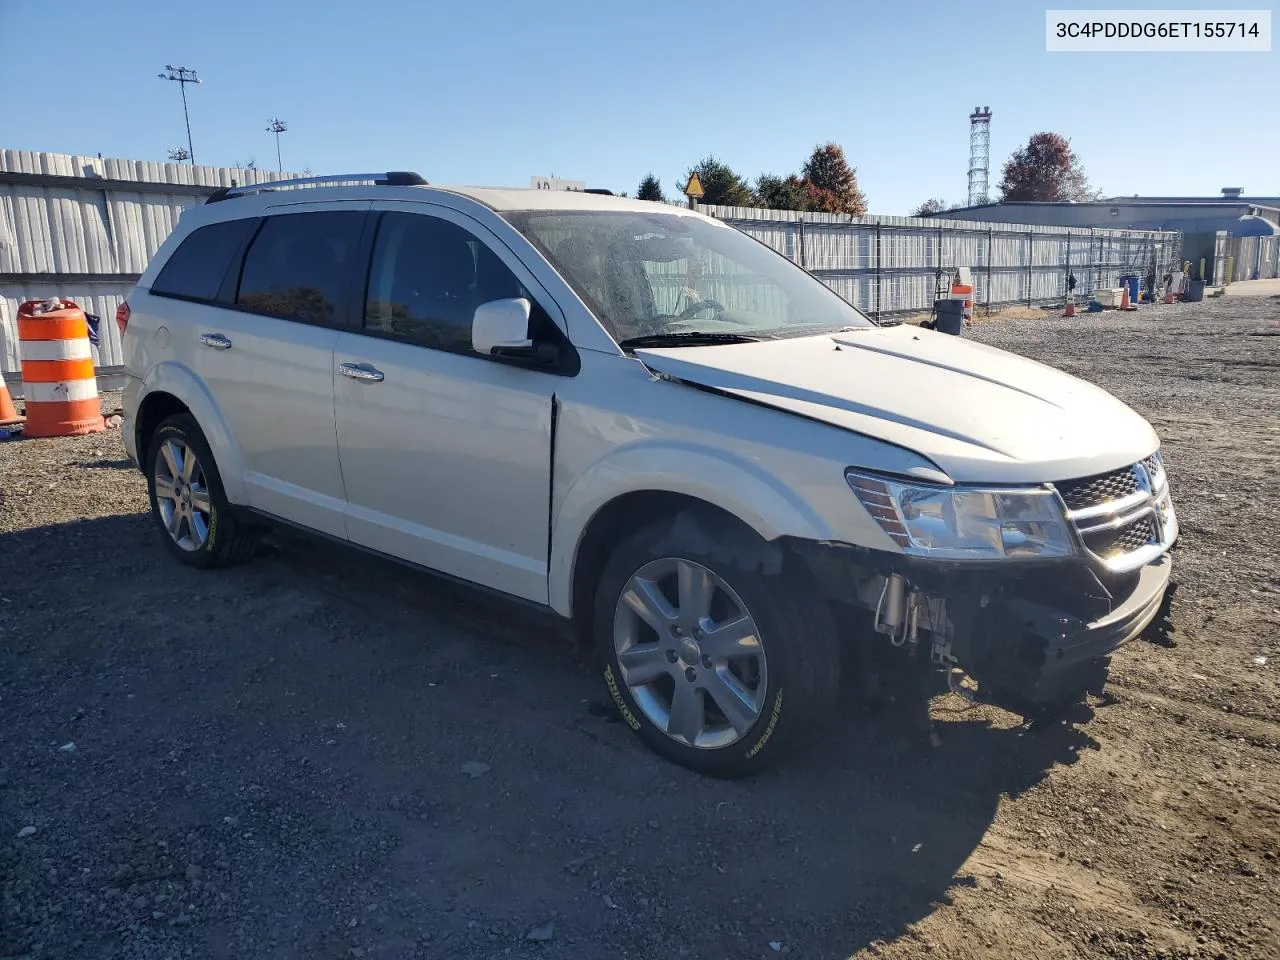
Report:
153,438,212,552
612,557,768,749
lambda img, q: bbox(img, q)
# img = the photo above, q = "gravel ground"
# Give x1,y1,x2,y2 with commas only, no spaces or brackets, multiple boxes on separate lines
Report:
1,295,1278,960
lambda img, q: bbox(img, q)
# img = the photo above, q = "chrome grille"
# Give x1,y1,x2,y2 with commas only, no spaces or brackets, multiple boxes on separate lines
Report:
1053,452,1176,573
1055,467,1139,511
1081,515,1155,559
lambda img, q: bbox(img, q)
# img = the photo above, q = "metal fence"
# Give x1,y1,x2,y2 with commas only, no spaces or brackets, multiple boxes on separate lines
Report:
1223,234,1279,282
699,204,1182,318
3,148,1187,378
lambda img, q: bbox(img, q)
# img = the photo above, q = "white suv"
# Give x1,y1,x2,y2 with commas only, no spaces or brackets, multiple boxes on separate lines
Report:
120,172,1178,777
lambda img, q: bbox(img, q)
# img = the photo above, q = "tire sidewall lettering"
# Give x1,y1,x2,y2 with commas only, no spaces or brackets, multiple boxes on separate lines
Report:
604,665,642,731
745,689,782,759
205,497,217,550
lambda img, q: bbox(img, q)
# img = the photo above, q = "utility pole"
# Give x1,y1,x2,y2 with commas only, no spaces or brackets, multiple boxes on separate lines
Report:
266,118,288,174
158,65,201,164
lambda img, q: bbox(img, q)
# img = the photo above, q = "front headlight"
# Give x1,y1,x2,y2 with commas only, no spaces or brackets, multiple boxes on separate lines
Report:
846,470,1076,560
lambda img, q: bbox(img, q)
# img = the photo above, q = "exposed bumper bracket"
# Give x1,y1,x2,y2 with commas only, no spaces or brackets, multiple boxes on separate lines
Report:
973,555,1172,706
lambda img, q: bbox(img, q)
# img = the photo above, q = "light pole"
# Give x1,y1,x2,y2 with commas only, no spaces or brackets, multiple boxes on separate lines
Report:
158,65,201,164
266,118,288,175
167,146,190,162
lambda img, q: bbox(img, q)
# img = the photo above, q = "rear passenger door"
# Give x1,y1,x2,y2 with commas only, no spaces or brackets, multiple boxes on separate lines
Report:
332,205,572,603
195,203,369,537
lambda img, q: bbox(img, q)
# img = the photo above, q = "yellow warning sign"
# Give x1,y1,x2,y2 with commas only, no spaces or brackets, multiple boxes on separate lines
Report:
683,171,705,199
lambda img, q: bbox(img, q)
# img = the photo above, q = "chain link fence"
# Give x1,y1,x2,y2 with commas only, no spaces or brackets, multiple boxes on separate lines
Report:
699,204,1183,319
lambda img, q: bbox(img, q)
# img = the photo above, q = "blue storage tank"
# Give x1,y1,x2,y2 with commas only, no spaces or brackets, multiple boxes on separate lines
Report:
1118,274,1141,304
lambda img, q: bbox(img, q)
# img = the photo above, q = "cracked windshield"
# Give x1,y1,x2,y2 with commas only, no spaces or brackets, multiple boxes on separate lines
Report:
507,211,873,344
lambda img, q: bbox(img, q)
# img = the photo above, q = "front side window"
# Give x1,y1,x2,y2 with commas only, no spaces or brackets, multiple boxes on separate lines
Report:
151,218,257,302
503,210,873,344
236,211,365,324
364,212,532,351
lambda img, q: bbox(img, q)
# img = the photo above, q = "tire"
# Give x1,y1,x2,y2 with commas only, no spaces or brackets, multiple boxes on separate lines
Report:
145,413,259,569
592,510,840,778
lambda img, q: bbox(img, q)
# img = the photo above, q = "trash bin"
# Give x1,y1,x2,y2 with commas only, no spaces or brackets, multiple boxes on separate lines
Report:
1184,279,1206,302
1118,274,1141,305
932,298,965,336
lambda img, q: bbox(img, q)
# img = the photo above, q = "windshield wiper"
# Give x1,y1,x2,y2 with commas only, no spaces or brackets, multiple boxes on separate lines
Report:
617,331,761,349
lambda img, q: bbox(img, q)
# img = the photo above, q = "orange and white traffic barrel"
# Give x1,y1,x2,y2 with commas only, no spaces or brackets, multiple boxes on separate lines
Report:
17,298,105,438
949,282,974,322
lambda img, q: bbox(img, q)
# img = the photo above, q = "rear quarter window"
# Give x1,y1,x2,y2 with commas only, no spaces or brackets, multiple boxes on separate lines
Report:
151,218,257,302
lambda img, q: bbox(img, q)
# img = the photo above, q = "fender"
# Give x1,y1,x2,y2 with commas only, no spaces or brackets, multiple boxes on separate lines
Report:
138,360,249,503
547,440,837,617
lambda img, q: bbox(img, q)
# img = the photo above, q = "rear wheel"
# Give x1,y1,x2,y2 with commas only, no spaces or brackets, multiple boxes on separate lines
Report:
593,511,840,777
145,414,259,568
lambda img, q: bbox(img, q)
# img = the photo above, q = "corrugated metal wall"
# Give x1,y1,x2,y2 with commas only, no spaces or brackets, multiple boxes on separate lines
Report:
1,148,298,188
1,148,302,374
2,149,1186,377
700,204,1182,317
0,286,130,373
1,185,184,273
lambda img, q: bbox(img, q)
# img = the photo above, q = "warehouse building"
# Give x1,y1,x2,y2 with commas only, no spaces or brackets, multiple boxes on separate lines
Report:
940,189,1278,283
941,188,1278,234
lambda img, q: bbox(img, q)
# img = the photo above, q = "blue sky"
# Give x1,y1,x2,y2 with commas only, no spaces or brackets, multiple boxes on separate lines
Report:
1,0,1275,212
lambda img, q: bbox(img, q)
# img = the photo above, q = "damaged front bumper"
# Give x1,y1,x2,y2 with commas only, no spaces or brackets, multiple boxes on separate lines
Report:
965,554,1171,708
795,541,1175,710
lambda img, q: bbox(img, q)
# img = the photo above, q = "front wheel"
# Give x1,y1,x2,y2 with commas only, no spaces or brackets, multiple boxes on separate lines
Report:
593,512,840,778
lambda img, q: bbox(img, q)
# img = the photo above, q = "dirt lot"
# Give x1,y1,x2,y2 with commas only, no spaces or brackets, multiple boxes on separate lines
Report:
2,296,1278,960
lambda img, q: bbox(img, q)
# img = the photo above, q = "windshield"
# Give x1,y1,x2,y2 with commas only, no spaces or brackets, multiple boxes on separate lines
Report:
503,210,874,344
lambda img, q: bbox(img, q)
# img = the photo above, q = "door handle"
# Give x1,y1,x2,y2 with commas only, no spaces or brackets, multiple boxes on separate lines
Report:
338,362,385,383
200,333,233,350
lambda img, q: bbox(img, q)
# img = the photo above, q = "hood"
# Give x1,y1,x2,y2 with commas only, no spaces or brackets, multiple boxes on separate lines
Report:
635,326,1159,484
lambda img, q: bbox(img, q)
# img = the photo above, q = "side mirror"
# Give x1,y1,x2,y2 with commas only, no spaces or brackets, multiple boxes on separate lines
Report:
472,298,534,356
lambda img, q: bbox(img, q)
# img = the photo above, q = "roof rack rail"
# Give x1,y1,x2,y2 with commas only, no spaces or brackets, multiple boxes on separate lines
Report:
205,170,428,204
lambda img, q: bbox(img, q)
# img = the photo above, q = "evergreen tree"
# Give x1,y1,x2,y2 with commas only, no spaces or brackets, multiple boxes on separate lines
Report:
636,173,665,202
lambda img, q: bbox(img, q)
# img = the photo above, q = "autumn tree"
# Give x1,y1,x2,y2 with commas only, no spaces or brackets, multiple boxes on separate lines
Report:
911,198,949,217
998,132,1095,202
754,173,808,211
636,173,665,202
684,155,755,207
800,142,867,215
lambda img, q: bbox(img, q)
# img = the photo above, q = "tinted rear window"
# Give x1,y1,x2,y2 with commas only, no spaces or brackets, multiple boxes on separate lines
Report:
236,211,365,325
151,218,257,301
